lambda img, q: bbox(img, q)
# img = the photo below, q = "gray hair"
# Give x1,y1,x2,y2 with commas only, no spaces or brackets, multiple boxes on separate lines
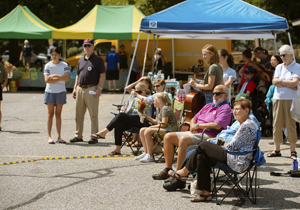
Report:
279,45,293,55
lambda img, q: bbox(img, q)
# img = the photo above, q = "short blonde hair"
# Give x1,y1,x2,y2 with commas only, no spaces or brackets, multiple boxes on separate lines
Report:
155,92,172,106
202,44,219,65
135,82,150,95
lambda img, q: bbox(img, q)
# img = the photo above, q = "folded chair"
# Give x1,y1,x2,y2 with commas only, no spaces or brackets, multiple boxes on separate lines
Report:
213,129,265,205
112,103,155,155
152,99,186,162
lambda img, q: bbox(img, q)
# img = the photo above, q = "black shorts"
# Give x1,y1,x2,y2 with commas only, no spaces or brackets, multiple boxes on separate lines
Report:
106,69,119,80
0,85,2,101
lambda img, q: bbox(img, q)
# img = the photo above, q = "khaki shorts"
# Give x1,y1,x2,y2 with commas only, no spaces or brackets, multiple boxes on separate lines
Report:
176,131,212,145
23,57,31,66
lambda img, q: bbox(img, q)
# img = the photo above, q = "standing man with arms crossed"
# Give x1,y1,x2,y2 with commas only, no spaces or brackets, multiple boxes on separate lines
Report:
70,39,106,144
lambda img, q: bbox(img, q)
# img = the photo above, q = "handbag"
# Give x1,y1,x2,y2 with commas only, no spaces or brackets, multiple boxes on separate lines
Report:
190,175,202,197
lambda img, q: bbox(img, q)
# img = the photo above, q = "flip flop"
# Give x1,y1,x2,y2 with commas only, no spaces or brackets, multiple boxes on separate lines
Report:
91,133,106,139
190,194,212,202
56,139,66,144
48,139,55,144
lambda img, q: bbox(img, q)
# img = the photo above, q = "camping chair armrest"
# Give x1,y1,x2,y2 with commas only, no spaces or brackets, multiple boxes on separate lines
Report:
157,122,176,133
112,104,123,112
179,121,190,130
223,149,256,156
200,127,221,144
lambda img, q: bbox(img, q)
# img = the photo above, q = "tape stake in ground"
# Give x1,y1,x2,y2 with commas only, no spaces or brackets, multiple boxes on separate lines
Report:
0,154,137,166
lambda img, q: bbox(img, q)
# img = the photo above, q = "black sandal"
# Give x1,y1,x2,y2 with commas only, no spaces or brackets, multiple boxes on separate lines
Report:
291,151,297,159
108,151,121,156
91,133,105,139
190,194,212,202
267,150,281,157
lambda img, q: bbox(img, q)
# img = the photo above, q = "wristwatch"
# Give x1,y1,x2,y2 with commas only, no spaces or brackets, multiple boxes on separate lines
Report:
98,86,103,90
280,79,283,83
195,123,199,128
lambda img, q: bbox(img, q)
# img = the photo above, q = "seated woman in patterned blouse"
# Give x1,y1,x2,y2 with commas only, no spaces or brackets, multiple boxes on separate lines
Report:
168,98,258,202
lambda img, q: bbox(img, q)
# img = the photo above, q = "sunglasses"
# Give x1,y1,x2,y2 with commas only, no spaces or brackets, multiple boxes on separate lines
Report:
154,84,161,88
135,90,143,94
212,92,225,96
280,54,286,57
83,44,92,48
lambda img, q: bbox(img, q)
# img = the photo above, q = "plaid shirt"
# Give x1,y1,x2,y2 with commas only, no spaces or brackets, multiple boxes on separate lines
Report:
211,111,260,144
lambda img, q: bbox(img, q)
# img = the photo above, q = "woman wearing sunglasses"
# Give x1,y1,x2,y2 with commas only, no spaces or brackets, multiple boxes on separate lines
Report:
189,44,223,104
91,82,153,155
153,78,173,104
268,45,300,159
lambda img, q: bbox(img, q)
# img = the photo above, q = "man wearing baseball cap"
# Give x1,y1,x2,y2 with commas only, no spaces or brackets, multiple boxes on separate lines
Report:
70,38,106,144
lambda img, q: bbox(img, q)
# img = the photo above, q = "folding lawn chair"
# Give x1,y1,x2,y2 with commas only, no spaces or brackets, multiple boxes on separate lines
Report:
212,129,265,205
152,99,187,162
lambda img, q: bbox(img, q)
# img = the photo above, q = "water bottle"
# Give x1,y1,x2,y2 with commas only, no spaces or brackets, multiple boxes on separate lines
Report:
293,158,298,170
167,76,170,81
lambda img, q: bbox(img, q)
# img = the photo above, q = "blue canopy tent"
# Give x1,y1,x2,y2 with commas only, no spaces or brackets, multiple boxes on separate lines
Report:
122,0,292,104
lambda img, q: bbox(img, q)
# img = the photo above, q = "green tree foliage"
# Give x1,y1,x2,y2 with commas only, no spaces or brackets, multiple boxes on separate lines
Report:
139,0,184,16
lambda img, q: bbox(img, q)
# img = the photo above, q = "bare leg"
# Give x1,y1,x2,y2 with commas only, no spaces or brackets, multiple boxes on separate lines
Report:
139,127,148,153
55,104,63,140
47,104,55,140
113,80,117,91
290,142,296,153
145,128,166,155
164,132,179,169
108,80,111,90
176,136,194,170
274,142,281,151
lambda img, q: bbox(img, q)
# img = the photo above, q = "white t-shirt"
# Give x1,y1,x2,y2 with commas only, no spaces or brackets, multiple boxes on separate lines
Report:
44,61,69,93
223,68,237,103
273,61,300,100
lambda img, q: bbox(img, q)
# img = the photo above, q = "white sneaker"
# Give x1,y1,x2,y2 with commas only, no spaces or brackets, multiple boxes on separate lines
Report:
140,154,154,163
135,152,146,160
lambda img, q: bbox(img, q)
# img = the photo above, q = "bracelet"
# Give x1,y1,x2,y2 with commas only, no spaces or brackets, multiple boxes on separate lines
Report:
98,86,102,90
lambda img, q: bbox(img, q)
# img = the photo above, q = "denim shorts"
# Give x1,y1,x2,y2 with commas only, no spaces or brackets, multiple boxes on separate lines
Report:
44,91,66,105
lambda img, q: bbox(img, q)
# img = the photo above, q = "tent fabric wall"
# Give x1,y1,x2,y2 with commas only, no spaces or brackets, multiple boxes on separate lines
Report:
0,5,55,39
140,0,289,39
52,5,150,40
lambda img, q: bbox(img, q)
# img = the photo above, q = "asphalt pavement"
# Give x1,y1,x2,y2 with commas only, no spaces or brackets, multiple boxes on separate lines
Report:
0,91,300,210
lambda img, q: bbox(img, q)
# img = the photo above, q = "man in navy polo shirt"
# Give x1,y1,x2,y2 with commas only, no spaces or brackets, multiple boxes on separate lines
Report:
105,46,120,93
19,40,33,67
70,39,106,144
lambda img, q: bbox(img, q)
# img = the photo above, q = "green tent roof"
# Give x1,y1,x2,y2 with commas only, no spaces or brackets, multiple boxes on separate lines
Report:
0,5,55,39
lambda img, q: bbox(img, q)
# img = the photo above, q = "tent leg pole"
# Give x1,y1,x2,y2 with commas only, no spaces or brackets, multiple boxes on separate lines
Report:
287,32,295,60
121,31,141,105
273,34,277,54
172,38,175,78
142,34,150,77
63,39,67,60
152,35,155,74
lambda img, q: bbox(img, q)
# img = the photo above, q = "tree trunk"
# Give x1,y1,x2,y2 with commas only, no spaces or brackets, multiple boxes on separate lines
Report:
8,39,20,66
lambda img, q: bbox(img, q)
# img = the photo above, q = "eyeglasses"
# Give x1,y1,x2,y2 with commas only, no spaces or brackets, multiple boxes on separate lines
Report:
83,44,92,48
212,92,225,96
135,90,143,94
154,84,161,88
232,108,241,112
280,54,286,57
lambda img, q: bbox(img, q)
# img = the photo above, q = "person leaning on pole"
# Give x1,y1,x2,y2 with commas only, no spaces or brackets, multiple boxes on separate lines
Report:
70,39,106,144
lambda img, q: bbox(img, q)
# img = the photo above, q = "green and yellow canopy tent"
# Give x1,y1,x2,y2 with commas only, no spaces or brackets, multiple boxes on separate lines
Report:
0,5,56,39
52,5,150,40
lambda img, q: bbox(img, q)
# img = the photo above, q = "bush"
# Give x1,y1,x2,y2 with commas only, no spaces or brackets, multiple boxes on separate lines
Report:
68,47,81,57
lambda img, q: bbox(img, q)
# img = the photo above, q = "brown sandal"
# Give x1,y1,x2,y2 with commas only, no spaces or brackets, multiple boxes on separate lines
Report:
267,150,281,157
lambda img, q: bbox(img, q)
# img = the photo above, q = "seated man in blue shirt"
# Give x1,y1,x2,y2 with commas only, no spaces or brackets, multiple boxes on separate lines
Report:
163,93,260,191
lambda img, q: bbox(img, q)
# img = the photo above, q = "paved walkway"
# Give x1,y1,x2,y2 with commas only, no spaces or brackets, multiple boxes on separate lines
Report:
0,91,300,209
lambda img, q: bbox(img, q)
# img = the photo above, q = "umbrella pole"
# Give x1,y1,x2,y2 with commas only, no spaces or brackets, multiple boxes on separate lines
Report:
287,31,295,60
273,34,277,54
152,35,155,74
142,34,150,77
121,31,141,105
172,38,175,78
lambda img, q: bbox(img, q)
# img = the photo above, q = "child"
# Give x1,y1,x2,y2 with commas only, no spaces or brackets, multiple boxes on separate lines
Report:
137,92,177,163
44,47,70,144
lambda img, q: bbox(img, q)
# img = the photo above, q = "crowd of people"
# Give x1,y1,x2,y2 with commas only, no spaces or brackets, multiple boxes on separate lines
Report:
0,38,299,203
